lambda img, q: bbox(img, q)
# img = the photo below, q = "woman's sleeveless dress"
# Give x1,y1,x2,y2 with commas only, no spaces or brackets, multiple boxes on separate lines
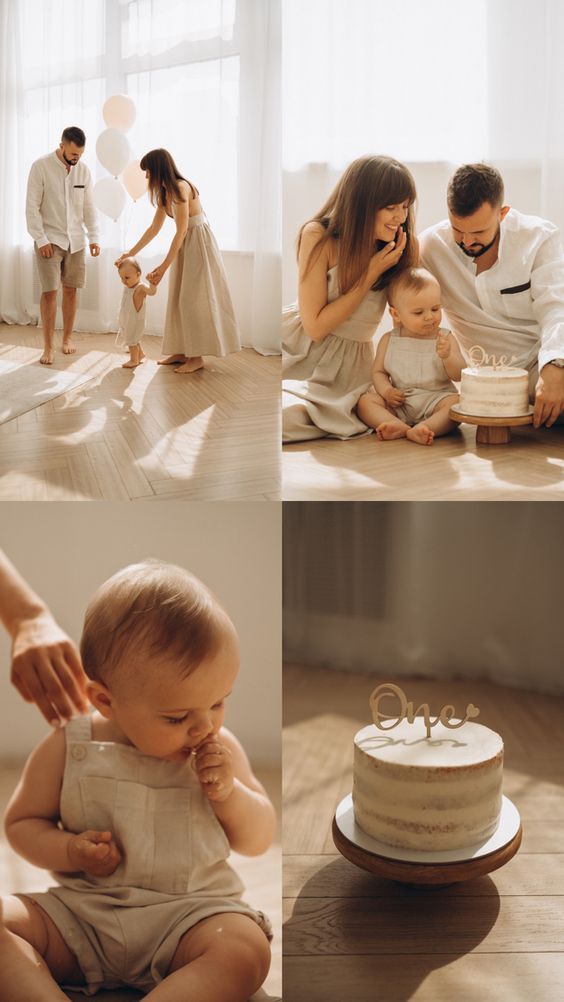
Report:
282,265,387,442
162,208,241,358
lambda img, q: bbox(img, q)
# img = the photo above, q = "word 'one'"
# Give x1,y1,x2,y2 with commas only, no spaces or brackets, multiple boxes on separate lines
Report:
369,682,480,740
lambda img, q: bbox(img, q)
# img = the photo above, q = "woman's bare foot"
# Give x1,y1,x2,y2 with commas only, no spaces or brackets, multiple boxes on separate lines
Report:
407,424,435,446
174,356,204,373
376,420,408,441
62,339,76,355
158,354,187,365
40,348,54,365
122,346,145,368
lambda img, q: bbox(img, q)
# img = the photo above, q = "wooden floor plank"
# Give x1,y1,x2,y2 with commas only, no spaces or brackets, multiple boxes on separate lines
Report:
283,424,564,500
0,326,280,500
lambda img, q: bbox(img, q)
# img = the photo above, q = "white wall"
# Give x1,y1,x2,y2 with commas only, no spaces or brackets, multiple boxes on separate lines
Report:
0,502,281,765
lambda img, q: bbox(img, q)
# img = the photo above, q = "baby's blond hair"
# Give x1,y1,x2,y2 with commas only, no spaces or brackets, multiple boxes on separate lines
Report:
80,560,229,690
387,267,440,308
117,256,141,275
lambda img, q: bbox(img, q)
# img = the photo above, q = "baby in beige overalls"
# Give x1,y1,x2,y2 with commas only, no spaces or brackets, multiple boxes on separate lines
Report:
357,267,466,446
1,560,274,1002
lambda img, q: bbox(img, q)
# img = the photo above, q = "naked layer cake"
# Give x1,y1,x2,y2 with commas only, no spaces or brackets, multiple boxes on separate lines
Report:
459,365,529,417
353,717,504,851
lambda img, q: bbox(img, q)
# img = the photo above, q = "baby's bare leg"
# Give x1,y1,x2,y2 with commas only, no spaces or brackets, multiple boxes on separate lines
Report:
0,895,85,1002
144,912,271,1002
357,391,410,441
406,394,459,446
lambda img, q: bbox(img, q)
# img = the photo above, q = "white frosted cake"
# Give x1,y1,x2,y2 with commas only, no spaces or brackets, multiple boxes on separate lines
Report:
459,365,529,417
353,717,504,851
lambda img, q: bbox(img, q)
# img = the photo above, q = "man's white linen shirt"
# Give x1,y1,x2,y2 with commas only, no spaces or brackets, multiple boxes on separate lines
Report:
419,209,564,373
26,153,99,254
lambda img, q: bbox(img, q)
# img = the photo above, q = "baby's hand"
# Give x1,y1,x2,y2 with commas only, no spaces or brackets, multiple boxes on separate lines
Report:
67,830,122,877
436,333,451,359
193,737,234,803
384,385,406,408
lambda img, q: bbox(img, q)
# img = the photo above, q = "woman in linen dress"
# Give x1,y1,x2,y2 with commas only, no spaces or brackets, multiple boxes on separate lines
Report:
282,155,418,441
116,149,240,374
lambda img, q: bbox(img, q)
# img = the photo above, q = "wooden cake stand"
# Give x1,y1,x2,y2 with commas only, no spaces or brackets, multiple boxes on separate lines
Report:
332,794,522,887
449,405,534,444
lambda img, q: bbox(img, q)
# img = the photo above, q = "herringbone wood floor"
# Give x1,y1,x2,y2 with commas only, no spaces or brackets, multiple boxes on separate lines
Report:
0,326,280,501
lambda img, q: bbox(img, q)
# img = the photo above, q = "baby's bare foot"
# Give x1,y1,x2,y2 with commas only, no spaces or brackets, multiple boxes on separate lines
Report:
158,354,187,365
40,349,54,365
122,346,145,368
174,356,204,373
376,420,408,441
62,339,76,355
407,424,435,446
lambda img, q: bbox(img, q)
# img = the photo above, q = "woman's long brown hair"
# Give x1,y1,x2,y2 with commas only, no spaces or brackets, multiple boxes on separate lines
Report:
298,155,418,293
139,149,199,218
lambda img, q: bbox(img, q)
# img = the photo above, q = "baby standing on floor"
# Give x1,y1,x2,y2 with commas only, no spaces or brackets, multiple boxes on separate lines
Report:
116,257,156,367
357,267,465,445
115,149,240,374
0,560,274,1002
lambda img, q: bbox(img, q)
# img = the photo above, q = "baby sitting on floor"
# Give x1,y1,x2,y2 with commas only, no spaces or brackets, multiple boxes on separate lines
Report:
357,266,465,445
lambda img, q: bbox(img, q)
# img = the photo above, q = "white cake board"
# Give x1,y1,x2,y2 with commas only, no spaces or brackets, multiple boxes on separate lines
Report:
335,793,521,864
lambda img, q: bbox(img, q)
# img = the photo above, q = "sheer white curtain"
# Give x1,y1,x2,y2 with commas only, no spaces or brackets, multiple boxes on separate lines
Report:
283,503,564,695
0,0,280,353
283,0,488,171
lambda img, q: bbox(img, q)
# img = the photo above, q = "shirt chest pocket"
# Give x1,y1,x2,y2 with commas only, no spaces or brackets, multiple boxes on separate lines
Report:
79,777,193,894
71,185,85,214
499,282,534,321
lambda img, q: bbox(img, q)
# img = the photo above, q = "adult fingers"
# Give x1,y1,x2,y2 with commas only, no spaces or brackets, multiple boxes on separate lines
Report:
544,401,563,428
12,655,73,726
32,653,77,723
58,642,90,712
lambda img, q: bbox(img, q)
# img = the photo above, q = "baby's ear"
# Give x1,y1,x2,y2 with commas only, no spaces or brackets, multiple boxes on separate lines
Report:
388,304,400,325
87,680,114,719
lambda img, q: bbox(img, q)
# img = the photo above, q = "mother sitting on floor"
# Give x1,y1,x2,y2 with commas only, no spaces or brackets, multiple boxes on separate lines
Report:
282,154,418,443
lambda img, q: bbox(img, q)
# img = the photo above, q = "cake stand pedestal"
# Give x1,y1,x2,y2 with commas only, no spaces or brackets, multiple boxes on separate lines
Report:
449,405,533,444
332,794,522,887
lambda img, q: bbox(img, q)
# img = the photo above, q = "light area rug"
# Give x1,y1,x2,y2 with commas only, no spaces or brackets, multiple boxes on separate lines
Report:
0,350,117,424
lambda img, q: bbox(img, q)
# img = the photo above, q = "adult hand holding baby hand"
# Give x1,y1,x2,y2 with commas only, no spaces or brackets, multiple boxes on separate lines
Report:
193,738,234,803
146,264,165,286
436,333,451,359
67,830,122,877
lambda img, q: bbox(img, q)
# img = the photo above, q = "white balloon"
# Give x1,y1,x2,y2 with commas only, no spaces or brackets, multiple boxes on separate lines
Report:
103,94,136,132
93,177,127,220
96,128,130,177
122,160,148,201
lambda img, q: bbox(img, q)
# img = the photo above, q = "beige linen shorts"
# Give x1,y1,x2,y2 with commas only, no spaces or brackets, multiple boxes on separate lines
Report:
34,244,86,293
394,388,458,426
22,889,272,996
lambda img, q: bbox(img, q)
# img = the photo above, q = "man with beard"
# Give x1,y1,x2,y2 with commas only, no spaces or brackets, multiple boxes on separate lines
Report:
419,162,564,428
26,126,100,364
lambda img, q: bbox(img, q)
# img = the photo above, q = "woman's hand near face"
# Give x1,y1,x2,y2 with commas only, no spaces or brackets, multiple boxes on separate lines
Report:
367,226,408,285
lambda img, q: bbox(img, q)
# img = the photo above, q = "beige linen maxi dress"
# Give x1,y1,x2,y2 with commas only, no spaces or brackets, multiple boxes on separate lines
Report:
162,209,241,358
282,265,387,441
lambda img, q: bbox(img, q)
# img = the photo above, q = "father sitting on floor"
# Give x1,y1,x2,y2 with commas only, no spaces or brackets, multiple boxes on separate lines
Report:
420,162,564,428
26,126,100,365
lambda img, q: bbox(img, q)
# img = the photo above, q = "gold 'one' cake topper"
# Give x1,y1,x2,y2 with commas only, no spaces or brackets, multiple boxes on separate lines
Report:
468,344,519,371
370,683,480,740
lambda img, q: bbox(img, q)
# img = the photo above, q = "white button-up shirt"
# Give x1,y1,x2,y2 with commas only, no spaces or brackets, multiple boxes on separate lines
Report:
26,152,99,254
419,208,564,372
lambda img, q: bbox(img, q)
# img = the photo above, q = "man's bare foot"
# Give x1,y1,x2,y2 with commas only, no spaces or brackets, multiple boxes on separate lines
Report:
40,348,54,365
62,339,76,355
122,346,145,368
158,354,187,365
407,424,435,446
376,420,408,441
174,356,204,373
